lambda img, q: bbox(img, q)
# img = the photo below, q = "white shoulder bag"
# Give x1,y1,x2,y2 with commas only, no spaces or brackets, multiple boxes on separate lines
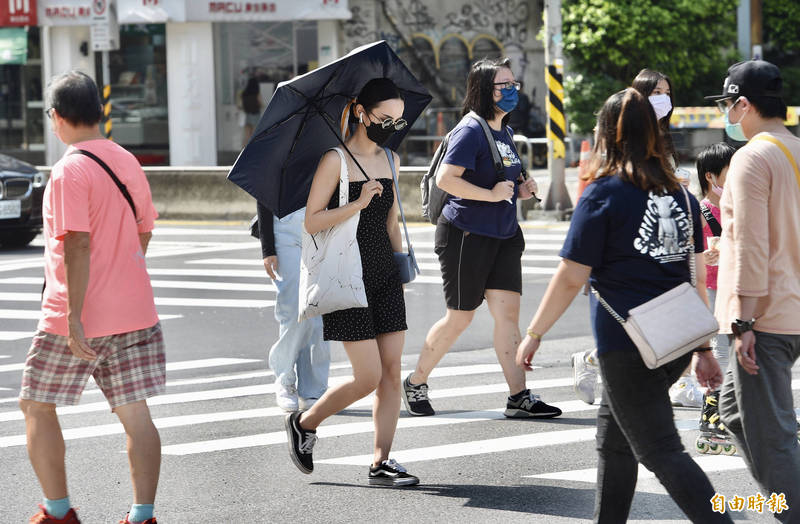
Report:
592,186,719,369
298,148,369,321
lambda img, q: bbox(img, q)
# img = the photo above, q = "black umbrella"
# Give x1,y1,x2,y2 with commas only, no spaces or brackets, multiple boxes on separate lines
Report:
227,40,433,218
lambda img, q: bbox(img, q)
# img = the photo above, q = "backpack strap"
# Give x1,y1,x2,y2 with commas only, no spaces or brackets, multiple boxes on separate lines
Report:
70,149,138,221
466,111,505,177
699,203,722,237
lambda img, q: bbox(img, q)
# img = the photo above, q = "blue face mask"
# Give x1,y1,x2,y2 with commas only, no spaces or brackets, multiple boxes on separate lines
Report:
724,101,747,142
497,86,519,113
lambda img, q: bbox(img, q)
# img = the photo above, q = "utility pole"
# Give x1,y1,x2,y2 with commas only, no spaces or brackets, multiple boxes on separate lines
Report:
750,0,763,59
543,0,572,214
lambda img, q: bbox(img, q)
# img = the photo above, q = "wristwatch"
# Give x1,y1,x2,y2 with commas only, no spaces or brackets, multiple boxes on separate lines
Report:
731,318,756,338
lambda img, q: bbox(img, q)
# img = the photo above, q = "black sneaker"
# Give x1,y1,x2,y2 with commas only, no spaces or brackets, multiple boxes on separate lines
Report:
402,374,435,416
368,459,420,487
504,390,562,418
284,411,317,474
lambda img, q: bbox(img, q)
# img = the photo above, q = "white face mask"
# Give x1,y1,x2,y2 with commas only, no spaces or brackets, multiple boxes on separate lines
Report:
648,93,672,120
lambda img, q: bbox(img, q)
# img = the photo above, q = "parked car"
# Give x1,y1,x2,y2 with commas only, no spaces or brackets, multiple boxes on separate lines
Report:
0,153,46,247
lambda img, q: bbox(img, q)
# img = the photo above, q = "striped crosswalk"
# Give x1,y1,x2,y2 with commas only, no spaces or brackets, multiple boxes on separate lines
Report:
0,224,569,341
0,349,779,498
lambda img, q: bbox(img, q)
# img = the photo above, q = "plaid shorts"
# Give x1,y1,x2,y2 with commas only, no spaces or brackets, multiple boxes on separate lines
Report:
19,322,166,409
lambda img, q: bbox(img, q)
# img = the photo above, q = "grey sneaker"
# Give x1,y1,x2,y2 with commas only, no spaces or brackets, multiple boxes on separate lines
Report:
572,350,599,405
505,390,562,418
368,459,419,487
402,374,435,416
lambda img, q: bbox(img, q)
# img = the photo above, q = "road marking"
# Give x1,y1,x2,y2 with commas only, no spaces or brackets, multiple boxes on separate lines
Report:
526,455,746,486
411,242,563,251
414,262,556,275
147,269,267,278
0,292,274,308
161,400,599,456
0,277,273,293
0,355,10,359
0,374,576,422
0,331,33,341
0,356,260,375
0,309,181,325
153,228,252,236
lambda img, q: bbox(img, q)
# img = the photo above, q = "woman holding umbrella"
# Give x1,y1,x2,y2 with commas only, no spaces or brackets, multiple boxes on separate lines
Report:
284,78,419,487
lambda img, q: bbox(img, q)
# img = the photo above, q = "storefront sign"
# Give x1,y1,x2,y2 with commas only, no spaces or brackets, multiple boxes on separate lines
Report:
90,0,119,50
184,0,349,21
38,0,93,25
117,0,185,23
0,27,27,63
1,0,38,26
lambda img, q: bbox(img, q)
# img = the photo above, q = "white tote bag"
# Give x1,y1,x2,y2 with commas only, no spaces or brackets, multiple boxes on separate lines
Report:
298,148,368,321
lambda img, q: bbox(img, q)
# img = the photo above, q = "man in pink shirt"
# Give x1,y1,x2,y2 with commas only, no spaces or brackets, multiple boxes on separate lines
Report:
707,60,800,522
18,71,164,524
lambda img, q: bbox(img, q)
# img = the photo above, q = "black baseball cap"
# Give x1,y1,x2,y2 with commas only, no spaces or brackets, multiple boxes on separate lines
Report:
705,60,783,101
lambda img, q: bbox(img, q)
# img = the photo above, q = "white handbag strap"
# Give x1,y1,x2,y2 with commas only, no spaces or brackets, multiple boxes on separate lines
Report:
592,184,698,325
383,147,419,271
331,147,349,207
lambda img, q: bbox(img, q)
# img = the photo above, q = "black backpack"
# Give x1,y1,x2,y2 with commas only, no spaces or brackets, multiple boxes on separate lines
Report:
420,111,525,224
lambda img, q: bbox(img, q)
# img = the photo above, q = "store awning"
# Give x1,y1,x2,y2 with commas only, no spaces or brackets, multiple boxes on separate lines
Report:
186,0,351,22
118,0,186,24
0,27,28,64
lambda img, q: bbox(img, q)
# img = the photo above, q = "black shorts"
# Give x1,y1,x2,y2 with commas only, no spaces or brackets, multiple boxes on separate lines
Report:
434,217,524,311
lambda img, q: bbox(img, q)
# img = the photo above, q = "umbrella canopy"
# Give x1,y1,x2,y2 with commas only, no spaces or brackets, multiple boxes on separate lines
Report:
227,40,433,219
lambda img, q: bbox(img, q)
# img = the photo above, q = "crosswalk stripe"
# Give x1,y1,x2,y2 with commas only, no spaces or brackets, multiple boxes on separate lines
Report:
526,455,746,485
0,292,274,308
0,357,260,375
0,331,33,341
414,262,556,275
0,355,10,359
187,254,563,265
153,228,252,236
0,277,275,293
161,401,599,456
0,309,182,323
412,242,563,251
0,373,576,422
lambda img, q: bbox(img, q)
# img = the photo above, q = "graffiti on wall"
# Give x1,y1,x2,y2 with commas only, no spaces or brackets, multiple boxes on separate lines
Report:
341,0,535,105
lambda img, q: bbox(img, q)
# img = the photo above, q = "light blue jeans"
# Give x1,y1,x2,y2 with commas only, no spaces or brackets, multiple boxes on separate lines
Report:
268,208,329,399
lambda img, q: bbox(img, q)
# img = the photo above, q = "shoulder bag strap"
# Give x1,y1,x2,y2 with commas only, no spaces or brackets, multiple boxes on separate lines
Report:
467,111,505,177
699,203,722,237
330,147,349,207
71,149,137,220
384,148,419,272
751,134,800,192
680,185,697,288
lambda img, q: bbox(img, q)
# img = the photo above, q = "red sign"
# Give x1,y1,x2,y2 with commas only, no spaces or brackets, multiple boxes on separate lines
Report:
0,0,38,26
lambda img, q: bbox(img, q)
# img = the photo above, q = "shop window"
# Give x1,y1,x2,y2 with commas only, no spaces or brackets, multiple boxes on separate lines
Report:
0,26,44,164
214,21,318,163
97,24,169,165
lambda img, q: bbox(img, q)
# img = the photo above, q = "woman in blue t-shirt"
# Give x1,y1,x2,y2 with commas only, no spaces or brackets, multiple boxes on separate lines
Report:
516,88,731,524
402,58,562,420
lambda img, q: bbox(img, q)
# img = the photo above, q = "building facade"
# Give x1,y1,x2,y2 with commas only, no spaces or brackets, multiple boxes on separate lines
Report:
0,0,544,166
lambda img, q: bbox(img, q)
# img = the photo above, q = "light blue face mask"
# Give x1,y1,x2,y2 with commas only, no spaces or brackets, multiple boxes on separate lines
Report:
497,86,519,113
724,99,747,141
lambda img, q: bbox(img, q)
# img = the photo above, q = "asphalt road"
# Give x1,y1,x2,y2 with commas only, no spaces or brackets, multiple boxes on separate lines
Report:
0,223,792,523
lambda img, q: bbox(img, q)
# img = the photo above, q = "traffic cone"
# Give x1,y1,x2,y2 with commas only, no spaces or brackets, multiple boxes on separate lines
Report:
576,139,591,201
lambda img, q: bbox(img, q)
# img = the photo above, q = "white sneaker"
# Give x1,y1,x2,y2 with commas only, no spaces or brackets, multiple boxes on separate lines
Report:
669,376,704,408
572,350,599,405
276,384,299,412
298,397,318,410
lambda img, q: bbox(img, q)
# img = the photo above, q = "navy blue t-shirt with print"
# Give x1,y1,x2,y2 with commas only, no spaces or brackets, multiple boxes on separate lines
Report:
440,117,522,239
559,175,704,355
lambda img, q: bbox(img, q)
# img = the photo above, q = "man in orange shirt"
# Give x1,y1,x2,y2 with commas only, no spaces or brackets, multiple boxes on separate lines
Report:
18,72,163,524
707,60,800,523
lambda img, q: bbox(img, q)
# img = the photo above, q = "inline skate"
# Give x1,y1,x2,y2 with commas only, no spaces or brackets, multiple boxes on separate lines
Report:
695,391,736,455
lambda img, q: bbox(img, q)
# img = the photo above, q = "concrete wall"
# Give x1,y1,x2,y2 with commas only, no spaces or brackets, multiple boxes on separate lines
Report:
37,166,430,221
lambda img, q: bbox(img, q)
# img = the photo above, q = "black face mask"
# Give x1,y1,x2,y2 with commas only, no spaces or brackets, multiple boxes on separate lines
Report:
363,120,396,146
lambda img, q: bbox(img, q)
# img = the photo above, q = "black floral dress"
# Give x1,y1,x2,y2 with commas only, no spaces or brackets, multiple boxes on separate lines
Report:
322,176,407,342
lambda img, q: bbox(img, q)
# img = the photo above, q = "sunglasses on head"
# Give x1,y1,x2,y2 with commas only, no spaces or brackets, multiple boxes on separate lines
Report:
369,111,408,131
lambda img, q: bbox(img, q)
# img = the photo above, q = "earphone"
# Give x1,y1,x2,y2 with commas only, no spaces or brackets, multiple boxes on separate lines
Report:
359,113,364,124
